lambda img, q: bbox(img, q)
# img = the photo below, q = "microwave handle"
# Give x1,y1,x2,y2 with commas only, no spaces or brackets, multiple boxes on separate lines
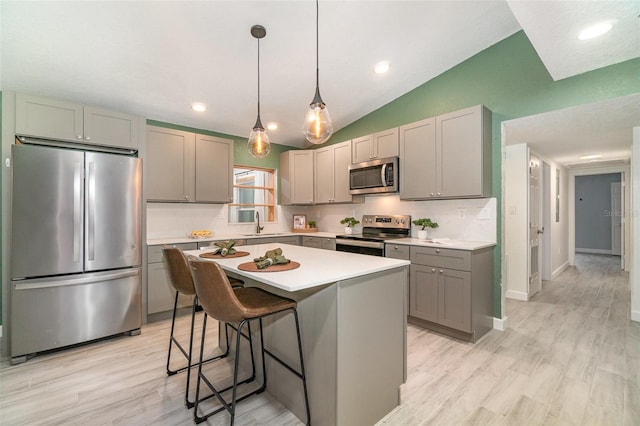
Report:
381,163,388,187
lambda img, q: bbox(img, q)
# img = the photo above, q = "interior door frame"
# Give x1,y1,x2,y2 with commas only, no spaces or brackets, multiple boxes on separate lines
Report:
542,162,552,281
568,165,629,269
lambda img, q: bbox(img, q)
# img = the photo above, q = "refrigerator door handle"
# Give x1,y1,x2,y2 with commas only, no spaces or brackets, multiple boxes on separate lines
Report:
87,161,96,261
73,161,83,262
13,269,139,290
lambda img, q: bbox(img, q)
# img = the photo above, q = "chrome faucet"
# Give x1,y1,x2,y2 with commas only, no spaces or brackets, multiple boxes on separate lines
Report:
255,211,264,234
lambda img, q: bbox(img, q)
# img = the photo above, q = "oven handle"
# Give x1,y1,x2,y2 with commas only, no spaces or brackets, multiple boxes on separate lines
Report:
336,239,385,249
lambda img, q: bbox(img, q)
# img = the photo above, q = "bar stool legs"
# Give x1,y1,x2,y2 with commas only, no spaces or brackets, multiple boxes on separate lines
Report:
194,315,259,424
193,307,311,426
166,292,233,408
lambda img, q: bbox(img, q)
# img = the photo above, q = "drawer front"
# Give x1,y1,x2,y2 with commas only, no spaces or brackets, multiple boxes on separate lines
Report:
275,236,300,245
148,243,198,264
198,239,246,249
385,243,410,260
410,246,471,270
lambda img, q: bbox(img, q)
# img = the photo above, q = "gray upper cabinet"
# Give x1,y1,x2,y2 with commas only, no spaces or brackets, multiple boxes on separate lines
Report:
194,134,233,203
16,93,139,149
351,127,399,163
400,105,491,200
314,140,353,204
146,126,233,203
399,117,437,200
280,150,314,205
146,126,194,202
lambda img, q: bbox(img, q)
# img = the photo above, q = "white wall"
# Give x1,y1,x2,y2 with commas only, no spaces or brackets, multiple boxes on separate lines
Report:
632,126,640,322
307,196,497,242
147,196,497,243
550,164,570,277
503,143,529,300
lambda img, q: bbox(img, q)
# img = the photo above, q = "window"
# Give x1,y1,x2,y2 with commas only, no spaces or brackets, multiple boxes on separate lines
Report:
228,166,276,223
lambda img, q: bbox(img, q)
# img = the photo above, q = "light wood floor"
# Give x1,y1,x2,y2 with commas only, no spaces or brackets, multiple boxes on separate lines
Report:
1,254,638,425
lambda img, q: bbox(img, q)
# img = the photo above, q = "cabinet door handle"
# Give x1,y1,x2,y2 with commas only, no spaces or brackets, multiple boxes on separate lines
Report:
76,135,83,140
430,192,435,196
431,268,436,273
394,245,398,249
185,195,189,199
439,269,444,273
435,249,440,253
85,136,91,141
437,192,441,196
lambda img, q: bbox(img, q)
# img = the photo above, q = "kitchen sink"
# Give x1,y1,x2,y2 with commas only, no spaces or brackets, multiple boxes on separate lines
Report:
242,233,284,237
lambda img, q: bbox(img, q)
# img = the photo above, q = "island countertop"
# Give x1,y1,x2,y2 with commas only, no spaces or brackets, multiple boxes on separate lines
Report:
183,242,410,292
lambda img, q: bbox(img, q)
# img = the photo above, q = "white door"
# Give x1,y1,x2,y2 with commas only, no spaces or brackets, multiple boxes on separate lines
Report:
529,153,542,297
611,182,622,256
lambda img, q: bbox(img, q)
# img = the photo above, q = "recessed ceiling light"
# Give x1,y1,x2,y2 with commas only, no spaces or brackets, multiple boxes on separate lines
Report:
579,154,603,160
191,102,206,112
374,61,390,74
267,122,278,131
578,21,614,40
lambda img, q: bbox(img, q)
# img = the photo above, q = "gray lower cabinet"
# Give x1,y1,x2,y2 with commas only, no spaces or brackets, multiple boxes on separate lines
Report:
302,236,336,250
246,236,300,246
409,245,493,342
147,243,196,315
385,243,410,260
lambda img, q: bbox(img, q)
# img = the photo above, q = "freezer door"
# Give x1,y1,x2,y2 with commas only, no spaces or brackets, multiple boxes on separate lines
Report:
11,269,142,358
11,144,84,278
85,152,142,271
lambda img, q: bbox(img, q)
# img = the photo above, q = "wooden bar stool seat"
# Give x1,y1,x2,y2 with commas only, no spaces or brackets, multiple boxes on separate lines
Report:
163,246,244,408
188,257,310,425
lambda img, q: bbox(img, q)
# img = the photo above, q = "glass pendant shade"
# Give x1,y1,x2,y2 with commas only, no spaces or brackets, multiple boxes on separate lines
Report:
248,24,270,159
303,0,333,145
303,102,333,144
248,120,271,159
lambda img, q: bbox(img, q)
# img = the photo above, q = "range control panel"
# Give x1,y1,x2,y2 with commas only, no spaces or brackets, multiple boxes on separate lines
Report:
361,215,411,230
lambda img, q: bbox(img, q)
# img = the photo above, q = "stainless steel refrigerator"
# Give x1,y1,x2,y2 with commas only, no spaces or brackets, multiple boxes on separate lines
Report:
10,140,142,364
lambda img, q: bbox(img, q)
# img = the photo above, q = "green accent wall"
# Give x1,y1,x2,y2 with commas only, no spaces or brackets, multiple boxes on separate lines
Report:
0,91,2,326
325,31,639,318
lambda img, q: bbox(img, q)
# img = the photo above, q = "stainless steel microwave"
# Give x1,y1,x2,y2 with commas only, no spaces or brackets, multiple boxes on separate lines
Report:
348,156,398,195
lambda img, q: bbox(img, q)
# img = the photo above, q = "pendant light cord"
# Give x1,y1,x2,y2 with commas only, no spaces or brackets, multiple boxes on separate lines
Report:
257,36,261,121
315,0,319,88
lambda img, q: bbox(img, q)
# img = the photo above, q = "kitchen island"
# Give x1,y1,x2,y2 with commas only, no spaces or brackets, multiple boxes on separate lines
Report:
184,243,410,426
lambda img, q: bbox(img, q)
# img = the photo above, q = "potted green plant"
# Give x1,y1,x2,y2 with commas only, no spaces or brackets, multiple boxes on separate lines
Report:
308,220,316,229
412,218,438,240
340,217,360,234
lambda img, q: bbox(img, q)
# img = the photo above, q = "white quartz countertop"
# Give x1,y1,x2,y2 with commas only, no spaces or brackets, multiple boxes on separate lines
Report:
183,243,410,292
389,238,496,251
147,231,337,246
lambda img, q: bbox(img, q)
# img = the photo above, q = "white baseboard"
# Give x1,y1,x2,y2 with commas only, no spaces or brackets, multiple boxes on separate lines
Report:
551,261,570,280
493,316,507,331
505,290,528,301
632,310,640,323
575,248,612,255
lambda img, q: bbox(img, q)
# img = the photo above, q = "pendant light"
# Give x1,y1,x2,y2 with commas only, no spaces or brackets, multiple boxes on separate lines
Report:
303,0,333,145
248,25,271,159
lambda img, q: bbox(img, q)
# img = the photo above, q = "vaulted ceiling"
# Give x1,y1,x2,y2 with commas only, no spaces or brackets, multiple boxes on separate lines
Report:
2,1,638,164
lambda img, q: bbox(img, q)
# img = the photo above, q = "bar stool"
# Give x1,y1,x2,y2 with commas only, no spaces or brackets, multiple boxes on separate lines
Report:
163,246,245,408
188,257,311,426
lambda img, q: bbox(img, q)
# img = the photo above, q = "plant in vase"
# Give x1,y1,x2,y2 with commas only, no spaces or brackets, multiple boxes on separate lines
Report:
412,218,438,240
340,217,360,235
308,220,316,229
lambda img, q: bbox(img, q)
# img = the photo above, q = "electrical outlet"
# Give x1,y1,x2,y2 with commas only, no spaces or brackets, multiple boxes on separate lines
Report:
458,208,465,219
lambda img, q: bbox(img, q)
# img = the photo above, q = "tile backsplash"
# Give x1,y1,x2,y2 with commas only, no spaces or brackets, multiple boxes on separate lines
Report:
147,195,496,243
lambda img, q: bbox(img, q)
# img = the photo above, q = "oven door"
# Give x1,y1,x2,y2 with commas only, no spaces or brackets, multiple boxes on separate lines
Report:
335,239,385,257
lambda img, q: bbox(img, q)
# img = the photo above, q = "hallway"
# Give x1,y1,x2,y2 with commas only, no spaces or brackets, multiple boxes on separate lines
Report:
385,253,639,425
